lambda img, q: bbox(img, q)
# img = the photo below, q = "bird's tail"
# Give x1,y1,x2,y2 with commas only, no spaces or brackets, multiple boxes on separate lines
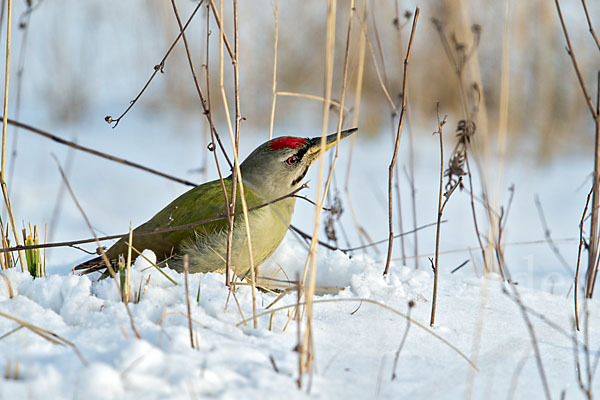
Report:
73,255,118,276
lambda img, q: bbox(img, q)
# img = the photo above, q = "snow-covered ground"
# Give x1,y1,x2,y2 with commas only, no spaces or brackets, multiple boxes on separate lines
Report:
1,242,598,399
2,109,597,399
1,0,599,398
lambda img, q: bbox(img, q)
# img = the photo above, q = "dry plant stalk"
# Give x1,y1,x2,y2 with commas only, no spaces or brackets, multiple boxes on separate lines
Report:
237,296,477,371
575,186,594,331
383,7,419,275
343,0,373,254
298,0,339,383
431,18,490,275
183,254,194,349
6,185,308,258
429,106,461,327
0,0,25,270
216,0,258,326
554,0,600,298
52,156,141,339
168,0,233,289
503,285,552,400
268,0,278,140
0,311,87,365
391,300,414,380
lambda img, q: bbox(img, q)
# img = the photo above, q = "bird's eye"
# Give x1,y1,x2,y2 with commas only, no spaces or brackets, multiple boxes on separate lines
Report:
286,155,299,166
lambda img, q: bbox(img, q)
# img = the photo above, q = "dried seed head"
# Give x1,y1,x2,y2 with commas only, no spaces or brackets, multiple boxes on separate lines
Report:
456,119,476,144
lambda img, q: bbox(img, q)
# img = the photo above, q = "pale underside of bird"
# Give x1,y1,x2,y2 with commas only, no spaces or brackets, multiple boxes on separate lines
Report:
74,128,356,277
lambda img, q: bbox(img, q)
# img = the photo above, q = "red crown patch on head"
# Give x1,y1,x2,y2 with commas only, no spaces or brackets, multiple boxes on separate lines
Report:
268,137,307,151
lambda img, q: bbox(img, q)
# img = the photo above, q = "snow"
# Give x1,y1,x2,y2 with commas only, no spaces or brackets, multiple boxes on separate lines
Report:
1,241,598,399
0,0,598,398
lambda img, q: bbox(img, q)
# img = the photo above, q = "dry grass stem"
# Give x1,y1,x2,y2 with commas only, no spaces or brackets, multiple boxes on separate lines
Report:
391,300,414,380
383,7,419,276
275,92,345,111
7,185,307,258
52,156,140,339
268,0,278,140
183,254,194,349
0,0,25,271
430,106,446,326
0,272,13,298
503,283,552,400
237,296,477,371
124,241,177,285
299,0,338,382
0,311,87,365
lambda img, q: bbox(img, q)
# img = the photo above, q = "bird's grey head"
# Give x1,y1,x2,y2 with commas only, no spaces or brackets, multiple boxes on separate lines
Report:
240,128,356,200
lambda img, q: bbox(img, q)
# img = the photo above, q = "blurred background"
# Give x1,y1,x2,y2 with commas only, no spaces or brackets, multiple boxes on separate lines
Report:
1,0,599,292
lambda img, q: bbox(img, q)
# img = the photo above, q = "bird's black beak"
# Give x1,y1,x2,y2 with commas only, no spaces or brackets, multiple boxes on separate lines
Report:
307,128,357,156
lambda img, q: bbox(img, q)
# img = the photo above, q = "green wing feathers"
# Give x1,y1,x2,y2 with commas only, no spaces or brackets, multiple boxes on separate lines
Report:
108,178,265,260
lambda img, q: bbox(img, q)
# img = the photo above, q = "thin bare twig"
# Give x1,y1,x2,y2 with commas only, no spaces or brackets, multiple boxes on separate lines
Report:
169,0,232,172
384,7,419,275
534,195,573,274
430,107,461,326
391,300,414,380
2,117,198,187
555,0,600,298
581,0,600,52
237,297,478,371
575,185,594,330
107,0,205,128
202,2,232,286
430,106,445,327
52,156,140,339
3,184,309,255
502,283,552,400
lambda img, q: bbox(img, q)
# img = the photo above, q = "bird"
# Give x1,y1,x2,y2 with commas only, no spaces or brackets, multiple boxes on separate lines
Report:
74,128,356,277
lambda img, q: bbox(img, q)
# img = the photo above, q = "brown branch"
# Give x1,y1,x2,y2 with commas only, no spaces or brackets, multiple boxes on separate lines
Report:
208,0,234,61
107,0,205,128
291,220,443,255
203,2,232,287
581,0,600,52
169,0,232,171
554,0,597,118
586,73,600,298
575,185,594,331
384,7,419,275
464,152,491,274
2,116,198,187
430,106,445,327
429,107,460,327
3,184,309,255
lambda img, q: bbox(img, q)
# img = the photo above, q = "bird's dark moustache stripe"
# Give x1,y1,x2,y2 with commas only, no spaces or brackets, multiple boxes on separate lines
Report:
291,165,309,187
